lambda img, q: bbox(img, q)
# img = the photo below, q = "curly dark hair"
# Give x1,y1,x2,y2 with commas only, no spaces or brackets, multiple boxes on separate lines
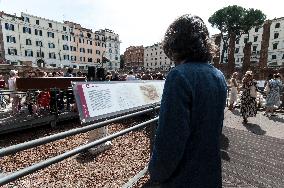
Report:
163,14,213,63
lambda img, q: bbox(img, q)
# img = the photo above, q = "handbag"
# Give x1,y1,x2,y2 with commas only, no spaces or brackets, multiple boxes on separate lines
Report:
264,84,270,94
250,85,257,98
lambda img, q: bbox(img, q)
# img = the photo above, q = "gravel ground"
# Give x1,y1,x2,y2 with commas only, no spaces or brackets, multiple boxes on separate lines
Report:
0,115,153,188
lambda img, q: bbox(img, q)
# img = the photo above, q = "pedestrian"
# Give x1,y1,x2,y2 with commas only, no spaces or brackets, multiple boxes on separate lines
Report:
264,74,283,116
126,70,136,80
142,70,153,80
228,72,239,110
65,67,74,77
147,14,227,188
8,70,20,114
240,71,257,123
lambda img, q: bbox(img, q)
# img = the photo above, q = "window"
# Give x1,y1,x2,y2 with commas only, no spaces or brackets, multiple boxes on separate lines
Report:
36,41,43,47
63,55,70,60
62,35,68,41
244,38,248,43
255,27,259,32
109,49,112,53
89,41,92,45
23,27,31,34
8,48,17,55
35,29,43,36
109,43,111,47
87,49,92,54
36,20,39,25
97,42,101,46
272,55,277,59
70,46,76,51
48,23,52,28
254,36,258,42
25,50,33,57
252,46,257,52
88,58,92,62
83,57,86,62
115,56,118,60
49,52,56,59
80,48,85,53
24,17,30,23
5,23,14,31
273,43,278,50
6,36,16,43
36,52,44,58
48,43,55,48
71,56,77,61
236,39,240,44
79,38,82,43
63,45,69,50
275,23,280,28
26,39,32,45
97,58,101,63
96,50,100,55
63,26,66,31
274,33,279,39
282,54,284,59
47,32,54,38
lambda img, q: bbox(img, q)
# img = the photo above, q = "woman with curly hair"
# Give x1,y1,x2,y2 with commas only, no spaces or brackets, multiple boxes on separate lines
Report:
147,15,227,188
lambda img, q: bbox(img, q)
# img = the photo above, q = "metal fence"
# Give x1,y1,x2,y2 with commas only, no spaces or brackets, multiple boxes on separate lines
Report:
0,106,159,186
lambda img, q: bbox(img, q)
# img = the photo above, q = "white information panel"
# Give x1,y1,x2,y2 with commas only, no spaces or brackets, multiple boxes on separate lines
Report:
73,81,165,123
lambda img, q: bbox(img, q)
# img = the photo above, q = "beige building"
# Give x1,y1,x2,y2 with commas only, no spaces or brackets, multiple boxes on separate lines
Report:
0,11,119,71
144,43,174,71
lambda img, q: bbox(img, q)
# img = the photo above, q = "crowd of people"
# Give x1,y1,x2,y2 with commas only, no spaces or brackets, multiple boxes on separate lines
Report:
228,71,283,123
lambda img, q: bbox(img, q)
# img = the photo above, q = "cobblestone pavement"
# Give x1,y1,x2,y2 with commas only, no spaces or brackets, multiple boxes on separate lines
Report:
222,108,284,187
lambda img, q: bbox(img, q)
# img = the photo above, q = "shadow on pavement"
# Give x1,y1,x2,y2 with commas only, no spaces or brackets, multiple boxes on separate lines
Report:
268,116,284,124
231,109,241,116
220,133,230,161
243,123,266,135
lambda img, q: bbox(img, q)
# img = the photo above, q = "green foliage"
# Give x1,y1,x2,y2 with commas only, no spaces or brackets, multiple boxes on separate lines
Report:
209,5,266,36
209,5,245,36
242,8,266,33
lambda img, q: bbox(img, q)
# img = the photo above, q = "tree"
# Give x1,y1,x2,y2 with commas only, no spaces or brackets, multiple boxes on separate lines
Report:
209,5,245,75
120,54,125,69
241,9,266,73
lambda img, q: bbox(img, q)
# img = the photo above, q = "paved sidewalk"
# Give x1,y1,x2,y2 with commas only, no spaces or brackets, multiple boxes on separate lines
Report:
224,108,284,139
222,108,284,187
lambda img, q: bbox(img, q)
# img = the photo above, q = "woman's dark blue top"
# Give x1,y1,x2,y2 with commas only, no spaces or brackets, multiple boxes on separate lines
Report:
149,62,227,188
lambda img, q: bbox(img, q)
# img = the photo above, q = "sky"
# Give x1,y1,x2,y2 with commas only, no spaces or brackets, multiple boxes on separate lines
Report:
0,0,283,54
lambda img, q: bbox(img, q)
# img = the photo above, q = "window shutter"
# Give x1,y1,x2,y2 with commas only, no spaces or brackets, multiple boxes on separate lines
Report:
8,49,11,55
23,27,25,33
25,51,27,56
15,49,17,55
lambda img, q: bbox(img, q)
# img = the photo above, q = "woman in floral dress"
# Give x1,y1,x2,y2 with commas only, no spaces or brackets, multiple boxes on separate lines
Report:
240,71,257,123
265,74,283,116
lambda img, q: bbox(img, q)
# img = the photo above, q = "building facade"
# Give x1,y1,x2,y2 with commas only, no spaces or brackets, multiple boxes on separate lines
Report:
124,46,144,69
97,29,120,70
144,43,174,71
215,17,284,69
0,11,120,70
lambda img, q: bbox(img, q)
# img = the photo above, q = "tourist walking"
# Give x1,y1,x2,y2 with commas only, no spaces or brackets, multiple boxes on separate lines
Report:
265,74,283,116
240,71,257,124
126,71,136,80
228,72,239,110
147,14,227,188
8,70,20,114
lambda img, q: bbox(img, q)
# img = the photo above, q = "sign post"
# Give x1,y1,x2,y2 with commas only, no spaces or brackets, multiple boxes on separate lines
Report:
72,81,165,154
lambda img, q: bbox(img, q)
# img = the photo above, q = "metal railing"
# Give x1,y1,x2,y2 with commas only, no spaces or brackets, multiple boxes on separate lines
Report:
0,106,159,186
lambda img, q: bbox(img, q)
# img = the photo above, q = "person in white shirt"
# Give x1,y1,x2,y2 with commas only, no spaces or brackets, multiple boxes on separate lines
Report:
126,71,136,81
8,70,20,114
